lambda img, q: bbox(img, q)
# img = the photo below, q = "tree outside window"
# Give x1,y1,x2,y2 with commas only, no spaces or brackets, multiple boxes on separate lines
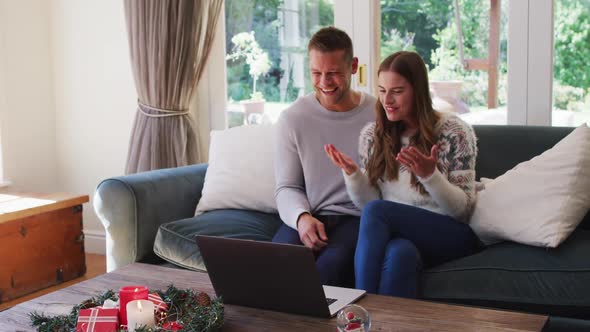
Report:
225,0,334,127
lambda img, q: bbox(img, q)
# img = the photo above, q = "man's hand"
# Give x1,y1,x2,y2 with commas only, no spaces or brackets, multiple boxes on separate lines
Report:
297,213,328,251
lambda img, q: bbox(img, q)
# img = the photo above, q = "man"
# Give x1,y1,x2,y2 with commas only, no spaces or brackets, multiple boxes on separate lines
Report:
273,26,376,287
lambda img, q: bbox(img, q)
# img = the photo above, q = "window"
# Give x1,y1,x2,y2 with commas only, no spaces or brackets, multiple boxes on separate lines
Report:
380,0,508,125
224,0,334,127
552,0,590,127
207,0,571,131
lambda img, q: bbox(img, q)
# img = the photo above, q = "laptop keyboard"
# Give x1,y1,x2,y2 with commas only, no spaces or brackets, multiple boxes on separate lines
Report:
326,297,337,305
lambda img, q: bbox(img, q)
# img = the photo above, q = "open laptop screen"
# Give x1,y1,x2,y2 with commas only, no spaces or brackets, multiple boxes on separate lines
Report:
196,235,350,317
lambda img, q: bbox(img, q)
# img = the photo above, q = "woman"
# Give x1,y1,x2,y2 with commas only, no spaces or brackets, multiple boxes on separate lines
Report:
325,51,481,298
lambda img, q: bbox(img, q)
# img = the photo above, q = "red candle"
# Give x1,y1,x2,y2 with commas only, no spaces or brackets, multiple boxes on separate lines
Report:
119,285,149,326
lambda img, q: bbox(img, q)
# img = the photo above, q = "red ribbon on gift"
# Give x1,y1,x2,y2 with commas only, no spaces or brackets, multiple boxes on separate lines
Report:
148,292,169,312
76,307,119,332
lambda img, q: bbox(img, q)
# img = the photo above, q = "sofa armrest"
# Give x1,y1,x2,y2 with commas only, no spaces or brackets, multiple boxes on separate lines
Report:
94,163,208,272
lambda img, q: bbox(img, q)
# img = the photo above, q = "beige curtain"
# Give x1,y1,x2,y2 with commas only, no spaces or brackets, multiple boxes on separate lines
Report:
124,0,223,174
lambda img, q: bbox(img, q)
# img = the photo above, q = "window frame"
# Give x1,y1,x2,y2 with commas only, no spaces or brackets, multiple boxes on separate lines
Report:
507,0,554,125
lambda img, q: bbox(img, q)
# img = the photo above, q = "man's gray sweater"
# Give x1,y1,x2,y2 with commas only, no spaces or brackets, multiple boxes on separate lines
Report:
274,92,377,229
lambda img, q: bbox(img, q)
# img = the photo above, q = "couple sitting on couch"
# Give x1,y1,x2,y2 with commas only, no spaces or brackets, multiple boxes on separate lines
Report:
272,26,480,298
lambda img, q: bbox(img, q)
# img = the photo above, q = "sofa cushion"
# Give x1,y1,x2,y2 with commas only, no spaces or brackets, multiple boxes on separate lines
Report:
153,209,283,271
421,229,590,319
470,124,590,247
195,124,277,215
472,125,590,233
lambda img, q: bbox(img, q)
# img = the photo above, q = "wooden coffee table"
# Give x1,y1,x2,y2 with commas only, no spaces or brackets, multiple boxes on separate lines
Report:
0,263,547,331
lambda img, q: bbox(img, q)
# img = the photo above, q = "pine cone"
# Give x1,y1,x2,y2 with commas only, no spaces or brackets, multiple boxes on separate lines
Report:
196,292,211,307
79,299,97,309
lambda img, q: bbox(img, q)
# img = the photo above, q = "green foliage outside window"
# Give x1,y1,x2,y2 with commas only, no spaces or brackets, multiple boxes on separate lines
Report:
553,0,590,111
380,0,451,66
381,0,508,108
225,0,589,112
227,31,272,100
225,0,283,103
381,0,589,111
429,0,508,107
225,0,333,103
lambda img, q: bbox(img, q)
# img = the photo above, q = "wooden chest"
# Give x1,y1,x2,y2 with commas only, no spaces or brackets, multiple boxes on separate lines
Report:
0,192,89,303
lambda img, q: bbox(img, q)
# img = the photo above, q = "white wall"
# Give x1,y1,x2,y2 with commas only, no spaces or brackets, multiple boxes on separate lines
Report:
0,0,57,191
50,0,136,253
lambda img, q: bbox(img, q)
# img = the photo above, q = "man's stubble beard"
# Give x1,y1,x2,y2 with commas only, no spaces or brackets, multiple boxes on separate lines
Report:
316,80,351,109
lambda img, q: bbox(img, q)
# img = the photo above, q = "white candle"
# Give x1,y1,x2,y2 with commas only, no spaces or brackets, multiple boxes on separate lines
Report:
126,299,155,331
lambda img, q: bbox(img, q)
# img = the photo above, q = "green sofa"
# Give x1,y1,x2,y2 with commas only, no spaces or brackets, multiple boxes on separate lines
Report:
94,125,590,331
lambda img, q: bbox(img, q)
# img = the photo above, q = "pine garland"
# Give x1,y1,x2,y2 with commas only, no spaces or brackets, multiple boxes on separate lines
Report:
29,286,223,332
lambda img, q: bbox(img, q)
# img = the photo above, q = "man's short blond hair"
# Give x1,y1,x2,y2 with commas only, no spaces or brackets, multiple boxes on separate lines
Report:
308,26,353,63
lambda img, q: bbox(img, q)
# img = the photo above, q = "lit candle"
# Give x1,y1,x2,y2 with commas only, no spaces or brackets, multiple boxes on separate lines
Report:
119,286,149,326
126,300,155,331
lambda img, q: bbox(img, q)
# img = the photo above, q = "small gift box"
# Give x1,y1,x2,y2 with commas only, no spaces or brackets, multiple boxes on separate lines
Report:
148,292,169,312
76,307,119,332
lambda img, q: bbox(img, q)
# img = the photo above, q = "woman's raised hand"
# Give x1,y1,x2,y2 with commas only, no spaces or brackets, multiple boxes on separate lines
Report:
324,144,358,175
396,145,438,178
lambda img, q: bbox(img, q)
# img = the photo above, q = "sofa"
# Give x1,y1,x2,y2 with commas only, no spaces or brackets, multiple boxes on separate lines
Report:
95,125,590,331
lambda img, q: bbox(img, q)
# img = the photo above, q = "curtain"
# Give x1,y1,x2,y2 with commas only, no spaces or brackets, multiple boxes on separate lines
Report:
123,0,223,174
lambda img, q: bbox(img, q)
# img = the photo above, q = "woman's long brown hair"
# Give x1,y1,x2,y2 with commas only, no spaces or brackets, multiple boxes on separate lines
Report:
366,51,441,194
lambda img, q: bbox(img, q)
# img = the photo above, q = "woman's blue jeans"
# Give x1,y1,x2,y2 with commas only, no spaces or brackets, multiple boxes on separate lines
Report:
354,200,481,298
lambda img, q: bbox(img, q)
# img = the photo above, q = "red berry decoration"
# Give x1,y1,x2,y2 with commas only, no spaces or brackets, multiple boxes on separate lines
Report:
337,304,370,332
162,321,184,331
346,322,361,330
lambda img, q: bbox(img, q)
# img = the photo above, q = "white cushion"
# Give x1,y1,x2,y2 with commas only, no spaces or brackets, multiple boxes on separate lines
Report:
470,124,590,247
195,124,277,215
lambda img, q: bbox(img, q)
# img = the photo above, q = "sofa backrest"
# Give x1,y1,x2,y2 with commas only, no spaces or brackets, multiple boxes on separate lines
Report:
472,124,590,230
472,125,575,179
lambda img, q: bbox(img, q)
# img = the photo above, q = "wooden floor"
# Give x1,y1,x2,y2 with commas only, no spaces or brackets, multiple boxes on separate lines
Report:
0,253,106,311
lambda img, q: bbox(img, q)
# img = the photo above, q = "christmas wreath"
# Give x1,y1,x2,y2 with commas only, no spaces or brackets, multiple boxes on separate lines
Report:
29,285,224,331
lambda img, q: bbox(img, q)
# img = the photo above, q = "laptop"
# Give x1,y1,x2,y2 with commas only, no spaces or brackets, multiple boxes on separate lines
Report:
196,235,366,318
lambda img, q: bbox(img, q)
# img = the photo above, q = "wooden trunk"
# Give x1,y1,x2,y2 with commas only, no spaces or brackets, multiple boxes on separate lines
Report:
0,193,89,303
